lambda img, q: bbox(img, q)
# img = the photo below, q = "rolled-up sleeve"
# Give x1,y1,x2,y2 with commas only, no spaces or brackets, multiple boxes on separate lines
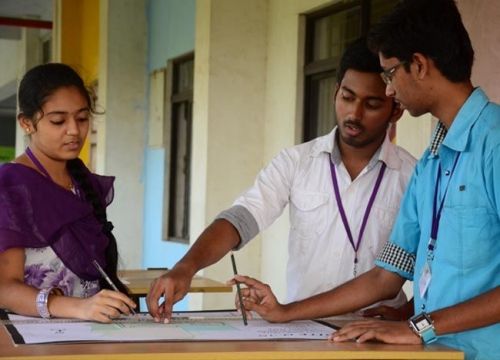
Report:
376,166,421,280
216,205,259,249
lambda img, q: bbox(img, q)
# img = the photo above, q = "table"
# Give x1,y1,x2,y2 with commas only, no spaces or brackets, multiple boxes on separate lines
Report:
0,324,464,360
117,269,232,302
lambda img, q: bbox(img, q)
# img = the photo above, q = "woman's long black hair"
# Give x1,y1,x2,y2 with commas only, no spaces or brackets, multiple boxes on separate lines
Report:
67,159,129,294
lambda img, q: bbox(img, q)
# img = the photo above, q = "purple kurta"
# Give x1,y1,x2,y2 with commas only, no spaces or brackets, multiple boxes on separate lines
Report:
0,162,114,285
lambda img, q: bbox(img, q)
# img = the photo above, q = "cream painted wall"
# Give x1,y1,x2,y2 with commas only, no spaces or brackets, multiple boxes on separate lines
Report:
98,0,147,269
458,0,500,103
191,0,268,310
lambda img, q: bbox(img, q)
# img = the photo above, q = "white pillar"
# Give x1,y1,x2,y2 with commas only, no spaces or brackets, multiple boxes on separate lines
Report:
98,0,147,269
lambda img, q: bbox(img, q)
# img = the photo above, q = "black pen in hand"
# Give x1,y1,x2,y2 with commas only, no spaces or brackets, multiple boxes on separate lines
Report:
92,260,137,315
230,252,248,326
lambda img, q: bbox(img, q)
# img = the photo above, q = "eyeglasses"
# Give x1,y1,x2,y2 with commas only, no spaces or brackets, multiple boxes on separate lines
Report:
380,61,407,85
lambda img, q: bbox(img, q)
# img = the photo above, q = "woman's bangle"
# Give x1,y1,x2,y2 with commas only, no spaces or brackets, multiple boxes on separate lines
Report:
36,287,55,319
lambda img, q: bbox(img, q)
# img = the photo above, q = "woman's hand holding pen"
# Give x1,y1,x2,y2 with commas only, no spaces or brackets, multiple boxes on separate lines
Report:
228,275,289,323
73,289,137,323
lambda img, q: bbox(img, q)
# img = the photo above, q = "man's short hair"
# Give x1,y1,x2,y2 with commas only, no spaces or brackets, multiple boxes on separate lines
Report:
368,0,474,83
336,38,383,84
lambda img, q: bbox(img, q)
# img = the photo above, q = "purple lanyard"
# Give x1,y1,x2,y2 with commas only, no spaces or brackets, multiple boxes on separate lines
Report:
330,160,386,276
25,147,76,193
428,153,460,259
25,147,52,179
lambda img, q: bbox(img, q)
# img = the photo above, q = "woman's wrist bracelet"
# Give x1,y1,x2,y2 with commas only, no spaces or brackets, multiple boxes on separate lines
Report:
36,287,55,319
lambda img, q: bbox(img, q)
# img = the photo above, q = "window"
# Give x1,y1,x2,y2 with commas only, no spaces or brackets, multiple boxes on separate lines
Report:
41,32,52,63
0,93,16,164
164,53,194,243
303,0,399,141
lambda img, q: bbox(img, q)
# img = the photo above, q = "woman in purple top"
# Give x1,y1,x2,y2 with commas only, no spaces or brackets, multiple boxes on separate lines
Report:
0,63,136,322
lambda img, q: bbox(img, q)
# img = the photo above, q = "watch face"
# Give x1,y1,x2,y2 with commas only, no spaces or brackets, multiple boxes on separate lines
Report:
415,319,430,331
412,313,432,332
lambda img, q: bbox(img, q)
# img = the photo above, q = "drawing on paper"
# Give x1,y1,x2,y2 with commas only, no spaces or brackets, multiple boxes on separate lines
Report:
3,311,336,345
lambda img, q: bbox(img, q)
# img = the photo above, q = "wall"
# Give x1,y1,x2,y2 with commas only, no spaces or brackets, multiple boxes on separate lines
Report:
59,0,99,82
458,0,500,103
148,0,195,72
190,0,268,310
98,0,148,269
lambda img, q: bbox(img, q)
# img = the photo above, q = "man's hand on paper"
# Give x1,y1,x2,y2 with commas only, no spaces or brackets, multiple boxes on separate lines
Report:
329,318,421,344
228,275,289,323
146,264,194,323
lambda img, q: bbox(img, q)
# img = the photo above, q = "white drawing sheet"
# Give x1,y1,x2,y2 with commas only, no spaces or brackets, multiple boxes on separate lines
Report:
3,311,337,345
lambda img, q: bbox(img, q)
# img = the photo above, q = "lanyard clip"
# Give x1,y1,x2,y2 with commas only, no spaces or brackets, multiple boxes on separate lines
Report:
427,237,436,262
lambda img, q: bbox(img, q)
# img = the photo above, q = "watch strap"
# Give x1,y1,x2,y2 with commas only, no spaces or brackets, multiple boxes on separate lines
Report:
420,324,437,343
409,312,438,344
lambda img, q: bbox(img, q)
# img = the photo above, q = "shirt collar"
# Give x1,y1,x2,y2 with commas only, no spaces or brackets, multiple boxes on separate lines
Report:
429,121,447,156
429,87,489,156
310,127,402,171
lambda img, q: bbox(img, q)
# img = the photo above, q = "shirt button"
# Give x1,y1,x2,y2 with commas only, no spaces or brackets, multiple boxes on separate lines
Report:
421,304,426,310
444,170,451,176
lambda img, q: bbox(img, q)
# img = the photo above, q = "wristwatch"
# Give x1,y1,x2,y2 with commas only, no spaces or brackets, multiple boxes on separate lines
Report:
408,312,437,343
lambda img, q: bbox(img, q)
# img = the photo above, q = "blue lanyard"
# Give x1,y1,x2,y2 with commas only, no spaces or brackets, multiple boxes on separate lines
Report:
428,153,461,259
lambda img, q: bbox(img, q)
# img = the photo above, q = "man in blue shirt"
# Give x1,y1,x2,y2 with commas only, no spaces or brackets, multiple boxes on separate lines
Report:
231,1,499,359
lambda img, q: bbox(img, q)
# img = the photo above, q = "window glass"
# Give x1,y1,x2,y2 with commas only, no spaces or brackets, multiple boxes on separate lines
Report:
313,6,361,62
164,54,194,243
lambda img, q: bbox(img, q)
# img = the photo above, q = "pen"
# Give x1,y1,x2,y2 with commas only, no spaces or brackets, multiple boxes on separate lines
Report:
230,252,248,326
92,260,136,315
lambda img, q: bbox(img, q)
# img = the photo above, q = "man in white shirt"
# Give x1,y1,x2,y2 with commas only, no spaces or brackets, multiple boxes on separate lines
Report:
147,38,416,322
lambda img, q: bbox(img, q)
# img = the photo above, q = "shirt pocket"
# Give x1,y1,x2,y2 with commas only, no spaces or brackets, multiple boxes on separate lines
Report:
370,205,398,231
289,191,330,238
441,206,498,270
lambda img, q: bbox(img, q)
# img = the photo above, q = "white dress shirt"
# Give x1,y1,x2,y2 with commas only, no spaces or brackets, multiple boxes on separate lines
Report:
218,128,416,304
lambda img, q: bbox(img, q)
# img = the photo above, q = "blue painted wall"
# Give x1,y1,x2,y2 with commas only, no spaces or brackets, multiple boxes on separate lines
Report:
143,0,196,310
148,0,196,72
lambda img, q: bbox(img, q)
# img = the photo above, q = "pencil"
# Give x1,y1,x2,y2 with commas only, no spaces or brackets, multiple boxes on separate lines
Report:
92,260,137,315
230,252,248,326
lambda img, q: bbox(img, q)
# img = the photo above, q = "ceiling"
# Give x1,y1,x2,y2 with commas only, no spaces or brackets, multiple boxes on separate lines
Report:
0,0,52,114
0,0,52,40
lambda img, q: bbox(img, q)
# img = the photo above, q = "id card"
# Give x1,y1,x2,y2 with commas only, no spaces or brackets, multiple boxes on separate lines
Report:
419,262,432,298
